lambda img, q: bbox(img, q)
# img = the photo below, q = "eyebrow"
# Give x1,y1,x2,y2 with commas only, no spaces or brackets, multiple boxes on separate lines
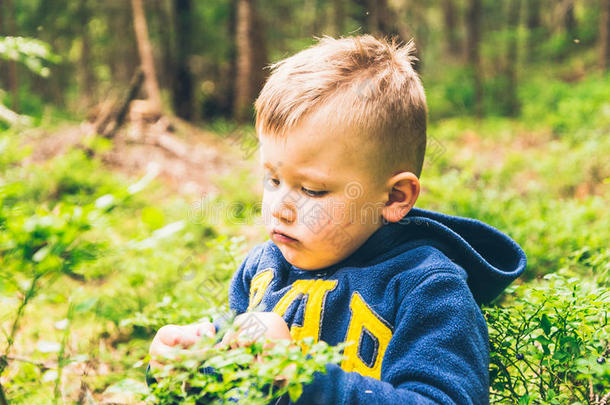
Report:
263,162,276,171
263,162,330,186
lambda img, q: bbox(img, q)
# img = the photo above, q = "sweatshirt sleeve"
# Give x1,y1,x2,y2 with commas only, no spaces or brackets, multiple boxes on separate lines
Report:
294,270,490,405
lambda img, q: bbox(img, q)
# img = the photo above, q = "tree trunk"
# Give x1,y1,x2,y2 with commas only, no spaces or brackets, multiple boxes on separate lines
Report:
0,0,5,91
234,0,253,123
378,0,395,35
131,0,162,114
442,0,461,58
172,0,194,120
526,0,541,59
366,0,380,35
5,0,18,111
108,3,139,84
221,0,238,119
303,0,317,35
332,0,345,36
386,0,422,70
234,0,267,123
466,0,483,117
564,0,576,38
600,0,610,70
506,0,521,116
79,0,94,107
155,0,174,90
251,1,267,117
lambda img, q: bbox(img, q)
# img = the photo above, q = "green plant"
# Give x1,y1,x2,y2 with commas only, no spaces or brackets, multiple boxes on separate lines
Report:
0,36,59,127
486,262,609,404
0,36,59,78
146,325,346,404
0,201,103,403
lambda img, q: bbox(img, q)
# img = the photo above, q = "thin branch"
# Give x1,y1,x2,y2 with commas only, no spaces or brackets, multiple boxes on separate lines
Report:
0,385,8,405
1,274,41,372
0,274,42,404
6,354,53,369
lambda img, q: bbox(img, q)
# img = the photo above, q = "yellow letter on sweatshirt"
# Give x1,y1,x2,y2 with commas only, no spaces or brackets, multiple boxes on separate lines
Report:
272,279,337,352
341,292,393,379
247,268,274,311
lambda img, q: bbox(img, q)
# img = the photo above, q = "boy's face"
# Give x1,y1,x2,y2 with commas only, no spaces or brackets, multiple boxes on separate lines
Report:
258,113,389,270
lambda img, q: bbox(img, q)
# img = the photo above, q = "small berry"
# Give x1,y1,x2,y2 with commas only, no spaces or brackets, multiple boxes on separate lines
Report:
597,357,606,364
516,353,525,360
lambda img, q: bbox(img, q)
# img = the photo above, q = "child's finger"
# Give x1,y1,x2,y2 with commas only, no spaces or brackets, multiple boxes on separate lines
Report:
150,336,183,363
176,325,199,347
216,329,248,349
273,364,296,388
150,344,208,373
191,321,216,338
156,324,185,346
178,322,215,347
218,330,237,347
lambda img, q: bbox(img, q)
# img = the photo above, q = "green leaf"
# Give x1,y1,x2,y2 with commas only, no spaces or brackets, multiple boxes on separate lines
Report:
32,245,49,262
288,383,303,402
540,314,552,336
75,297,98,313
535,335,552,355
141,206,165,230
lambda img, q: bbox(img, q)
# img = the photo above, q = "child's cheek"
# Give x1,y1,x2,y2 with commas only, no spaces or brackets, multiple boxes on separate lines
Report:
315,201,354,244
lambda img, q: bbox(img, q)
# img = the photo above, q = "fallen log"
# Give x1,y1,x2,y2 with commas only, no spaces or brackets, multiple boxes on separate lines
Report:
95,69,145,138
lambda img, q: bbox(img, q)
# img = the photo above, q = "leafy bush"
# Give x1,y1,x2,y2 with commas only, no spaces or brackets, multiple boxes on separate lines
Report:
486,250,609,404
519,73,610,139
146,326,345,405
0,194,104,402
0,133,155,402
426,66,476,120
0,36,59,78
0,36,60,127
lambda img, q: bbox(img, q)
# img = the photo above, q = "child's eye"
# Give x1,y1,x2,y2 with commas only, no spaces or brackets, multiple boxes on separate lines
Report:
264,175,280,188
301,187,327,197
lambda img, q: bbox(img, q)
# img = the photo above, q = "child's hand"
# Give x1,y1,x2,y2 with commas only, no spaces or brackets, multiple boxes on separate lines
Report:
218,312,296,388
218,311,291,348
149,321,215,371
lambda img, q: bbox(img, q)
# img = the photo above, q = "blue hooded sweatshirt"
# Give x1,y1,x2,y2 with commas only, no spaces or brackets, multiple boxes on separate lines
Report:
225,207,527,405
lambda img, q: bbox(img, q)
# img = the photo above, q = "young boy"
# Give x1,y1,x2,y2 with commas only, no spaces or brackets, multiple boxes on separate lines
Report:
149,35,526,404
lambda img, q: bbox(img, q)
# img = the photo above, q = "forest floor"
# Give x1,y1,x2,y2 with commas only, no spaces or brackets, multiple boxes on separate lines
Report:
21,117,249,198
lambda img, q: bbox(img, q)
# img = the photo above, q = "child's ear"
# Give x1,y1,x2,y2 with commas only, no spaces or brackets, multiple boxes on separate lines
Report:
381,172,420,223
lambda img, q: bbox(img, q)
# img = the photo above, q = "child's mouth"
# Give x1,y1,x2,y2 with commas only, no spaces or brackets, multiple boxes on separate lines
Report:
272,230,298,244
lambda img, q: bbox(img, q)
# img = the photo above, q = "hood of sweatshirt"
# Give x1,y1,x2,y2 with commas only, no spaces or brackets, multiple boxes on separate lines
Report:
315,207,527,305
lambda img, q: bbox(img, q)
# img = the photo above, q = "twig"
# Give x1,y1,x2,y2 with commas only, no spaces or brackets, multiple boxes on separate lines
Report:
105,69,145,138
0,274,42,404
54,302,75,405
0,385,7,405
6,355,53,369
3,275,41,363
96,69,144,138
493,355,520,400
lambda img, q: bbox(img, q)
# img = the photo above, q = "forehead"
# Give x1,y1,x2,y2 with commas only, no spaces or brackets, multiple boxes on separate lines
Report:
258,113,373,182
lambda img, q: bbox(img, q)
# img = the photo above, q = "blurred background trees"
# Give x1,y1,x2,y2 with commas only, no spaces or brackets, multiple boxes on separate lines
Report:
1,0,608,126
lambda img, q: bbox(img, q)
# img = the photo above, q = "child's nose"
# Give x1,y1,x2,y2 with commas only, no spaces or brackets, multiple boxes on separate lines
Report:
271,197,297,224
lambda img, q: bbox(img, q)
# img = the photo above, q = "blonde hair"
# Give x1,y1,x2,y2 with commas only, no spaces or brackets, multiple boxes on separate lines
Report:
254,34,427,178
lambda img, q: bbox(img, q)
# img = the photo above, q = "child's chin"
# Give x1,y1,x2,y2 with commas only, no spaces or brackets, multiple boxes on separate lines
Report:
282,253,307,269
283,253,333,271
